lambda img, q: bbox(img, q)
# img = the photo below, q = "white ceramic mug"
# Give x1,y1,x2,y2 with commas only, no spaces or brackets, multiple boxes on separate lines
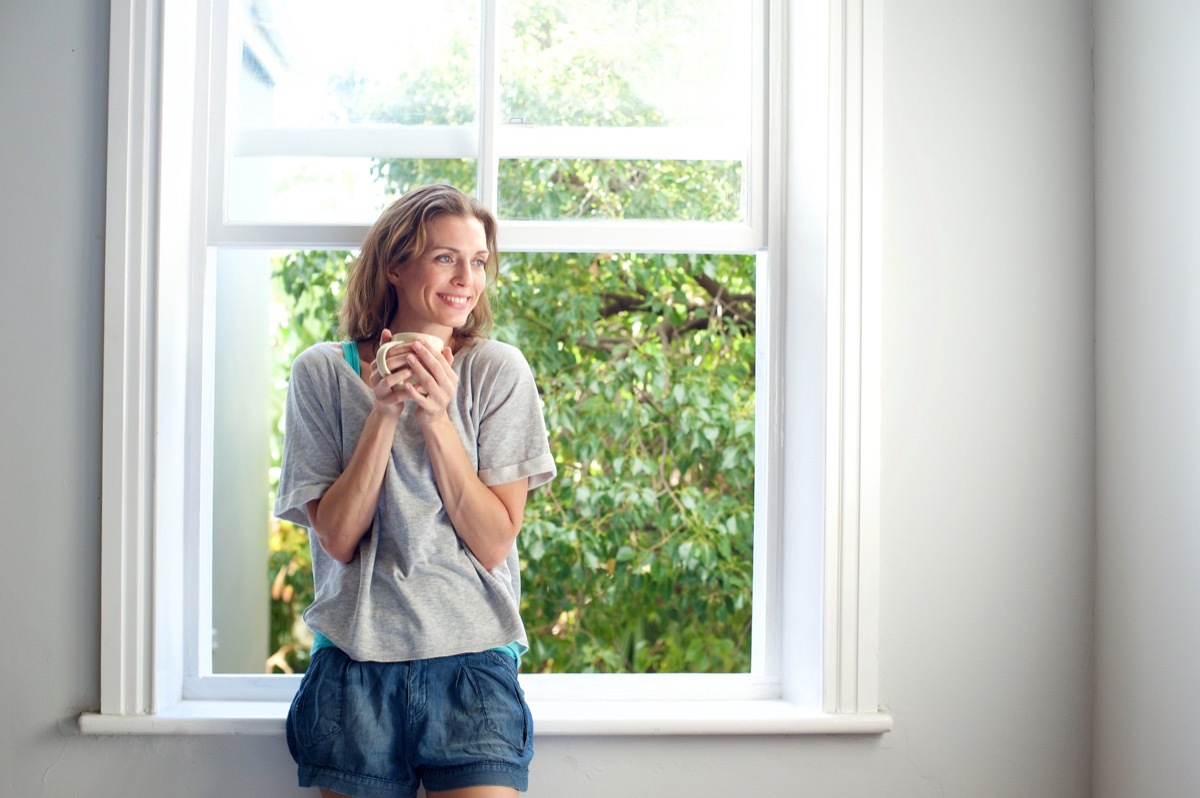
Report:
375,333,445,380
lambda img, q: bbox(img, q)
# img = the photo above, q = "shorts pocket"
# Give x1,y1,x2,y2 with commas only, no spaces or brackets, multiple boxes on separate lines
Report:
287,648,345,752
456,653,532,757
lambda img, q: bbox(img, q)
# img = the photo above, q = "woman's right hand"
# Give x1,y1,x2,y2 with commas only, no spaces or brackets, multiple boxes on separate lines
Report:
368,329,411,417
309,330,409,564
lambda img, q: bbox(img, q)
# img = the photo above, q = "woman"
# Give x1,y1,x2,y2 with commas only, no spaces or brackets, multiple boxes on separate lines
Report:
274,184,556,798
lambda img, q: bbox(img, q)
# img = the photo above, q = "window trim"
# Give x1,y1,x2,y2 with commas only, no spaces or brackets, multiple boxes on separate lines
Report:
84,0,888,735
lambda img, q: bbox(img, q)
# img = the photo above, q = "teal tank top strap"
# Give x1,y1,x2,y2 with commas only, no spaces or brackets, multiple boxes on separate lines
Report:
340,341,360,374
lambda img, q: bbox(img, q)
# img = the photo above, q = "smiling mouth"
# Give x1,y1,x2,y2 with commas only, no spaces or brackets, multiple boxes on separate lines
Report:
439,294,472,308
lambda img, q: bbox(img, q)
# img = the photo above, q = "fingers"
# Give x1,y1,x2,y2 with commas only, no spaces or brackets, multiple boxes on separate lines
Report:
411,340,455,379
376,328,394,370
378,342,414,378
367,357,409,415
401,341,458,414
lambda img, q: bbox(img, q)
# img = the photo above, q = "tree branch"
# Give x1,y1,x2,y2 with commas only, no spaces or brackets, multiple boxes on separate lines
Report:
598,292,650,317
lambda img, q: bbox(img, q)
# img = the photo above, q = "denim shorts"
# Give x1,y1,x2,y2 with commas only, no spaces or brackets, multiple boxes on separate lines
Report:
286,646,534,797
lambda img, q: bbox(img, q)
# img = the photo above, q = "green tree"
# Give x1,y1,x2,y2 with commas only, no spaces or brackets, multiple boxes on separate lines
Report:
496,251,754,673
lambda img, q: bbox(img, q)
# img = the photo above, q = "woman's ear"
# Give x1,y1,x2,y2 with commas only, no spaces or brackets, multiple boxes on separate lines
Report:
385,263,403,292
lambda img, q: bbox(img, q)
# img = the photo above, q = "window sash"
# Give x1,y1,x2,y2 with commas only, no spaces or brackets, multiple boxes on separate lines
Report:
93,0,886,731
211,0,767,246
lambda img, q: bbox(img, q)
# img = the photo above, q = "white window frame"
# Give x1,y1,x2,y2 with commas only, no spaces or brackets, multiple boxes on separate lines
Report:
82,0,888,735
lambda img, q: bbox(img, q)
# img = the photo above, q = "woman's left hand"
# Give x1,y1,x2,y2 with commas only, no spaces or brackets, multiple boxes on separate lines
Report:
402,340,458,424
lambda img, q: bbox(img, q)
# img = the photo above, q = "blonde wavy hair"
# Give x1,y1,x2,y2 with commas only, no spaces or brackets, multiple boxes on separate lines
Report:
339,184,499,344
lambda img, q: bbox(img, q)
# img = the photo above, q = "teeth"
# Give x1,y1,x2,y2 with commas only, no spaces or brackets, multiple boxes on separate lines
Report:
441,295,469,306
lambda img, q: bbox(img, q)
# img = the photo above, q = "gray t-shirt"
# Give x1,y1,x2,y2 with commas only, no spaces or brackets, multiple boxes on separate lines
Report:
274,338,556,662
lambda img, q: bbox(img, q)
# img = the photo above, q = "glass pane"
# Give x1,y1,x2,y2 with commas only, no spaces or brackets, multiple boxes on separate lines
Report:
226,156,475,223
210,248,291,673
493,251,756,673
212,246,354,675
236,0,479,128
499,0,752,130
497,158,744,221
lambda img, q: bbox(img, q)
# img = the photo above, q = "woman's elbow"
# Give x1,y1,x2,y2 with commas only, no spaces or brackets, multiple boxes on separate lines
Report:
307,503,362,563
476,535,519,570
315,526,358,564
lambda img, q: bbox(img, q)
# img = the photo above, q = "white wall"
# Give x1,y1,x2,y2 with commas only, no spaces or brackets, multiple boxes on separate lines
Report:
1093,2,1200,796
0,1,1097,795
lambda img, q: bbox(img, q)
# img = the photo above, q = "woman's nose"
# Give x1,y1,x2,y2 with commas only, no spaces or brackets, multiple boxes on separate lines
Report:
452,260,471,283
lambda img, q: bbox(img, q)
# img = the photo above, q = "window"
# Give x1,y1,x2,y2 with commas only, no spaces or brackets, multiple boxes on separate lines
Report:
85,0,888,734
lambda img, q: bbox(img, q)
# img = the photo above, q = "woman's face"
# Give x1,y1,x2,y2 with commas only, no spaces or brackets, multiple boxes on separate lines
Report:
388,214,489,338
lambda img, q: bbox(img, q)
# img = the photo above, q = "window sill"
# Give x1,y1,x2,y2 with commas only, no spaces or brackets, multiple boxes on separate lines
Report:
79,700,893,736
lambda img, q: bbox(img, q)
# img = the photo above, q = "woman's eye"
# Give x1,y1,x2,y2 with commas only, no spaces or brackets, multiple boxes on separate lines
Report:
472,259,486,269
436,254,453,263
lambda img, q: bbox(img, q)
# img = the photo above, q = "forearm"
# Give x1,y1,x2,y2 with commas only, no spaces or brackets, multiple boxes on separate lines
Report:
422,415,526,569
308,406,399,563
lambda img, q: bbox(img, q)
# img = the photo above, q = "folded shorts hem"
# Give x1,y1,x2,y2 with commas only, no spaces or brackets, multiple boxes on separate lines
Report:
422,762,529,793
298,765,417,798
